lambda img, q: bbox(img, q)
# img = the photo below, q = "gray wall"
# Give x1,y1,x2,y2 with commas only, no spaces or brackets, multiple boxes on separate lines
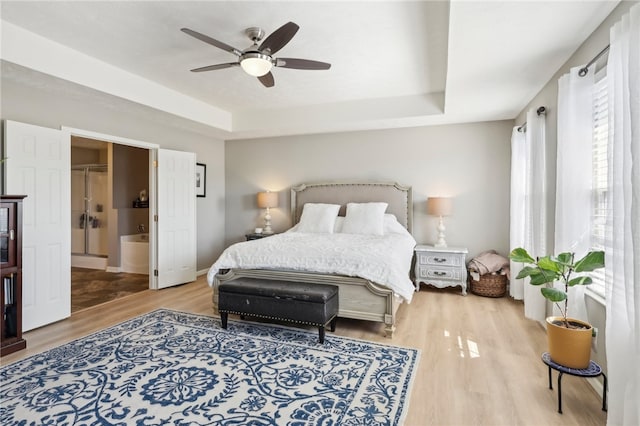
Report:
513,0,637,378
225,120,514,259
1,71,227,272
111,144,149,268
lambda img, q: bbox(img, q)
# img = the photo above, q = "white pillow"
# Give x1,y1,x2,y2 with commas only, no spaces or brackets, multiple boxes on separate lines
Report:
333,216,345,233
340,202,388,235
296,203,340,233
383,214,409,235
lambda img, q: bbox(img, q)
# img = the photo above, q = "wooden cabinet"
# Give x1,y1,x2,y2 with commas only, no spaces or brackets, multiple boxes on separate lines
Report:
1,195,27,356
414,245,468,295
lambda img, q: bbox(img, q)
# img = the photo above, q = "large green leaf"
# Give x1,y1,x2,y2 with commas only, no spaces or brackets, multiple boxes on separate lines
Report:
541,287,567,302
537,256,562,273
509,248,535,264
515,266,558,285
555,252,574,268
568,276,593,286
528,269,560,285
515,266,539,279
574,251,605,272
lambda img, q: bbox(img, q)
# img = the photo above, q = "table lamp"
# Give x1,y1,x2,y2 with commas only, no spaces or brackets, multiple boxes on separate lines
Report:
427,197,453,248
257,191,278,234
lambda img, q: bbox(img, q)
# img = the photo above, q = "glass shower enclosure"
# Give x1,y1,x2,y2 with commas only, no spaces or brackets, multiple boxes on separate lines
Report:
71,164,108,257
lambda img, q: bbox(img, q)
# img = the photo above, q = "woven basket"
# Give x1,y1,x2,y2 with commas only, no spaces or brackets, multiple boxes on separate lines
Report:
469,274,508,298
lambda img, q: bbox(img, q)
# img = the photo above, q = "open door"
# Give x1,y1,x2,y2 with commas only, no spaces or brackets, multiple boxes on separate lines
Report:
3,120,71,331
157,149,196,288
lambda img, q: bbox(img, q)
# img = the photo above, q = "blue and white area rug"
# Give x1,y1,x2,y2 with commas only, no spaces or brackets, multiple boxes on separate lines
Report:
0,309,419,425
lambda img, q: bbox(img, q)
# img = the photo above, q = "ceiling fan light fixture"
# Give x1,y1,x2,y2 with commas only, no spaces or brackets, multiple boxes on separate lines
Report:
240,53,273,77
181,22,331,87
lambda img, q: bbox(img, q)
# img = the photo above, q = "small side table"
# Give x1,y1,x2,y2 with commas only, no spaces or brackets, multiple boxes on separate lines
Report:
541,352,607,414
245,233,276,241
414,245,468,294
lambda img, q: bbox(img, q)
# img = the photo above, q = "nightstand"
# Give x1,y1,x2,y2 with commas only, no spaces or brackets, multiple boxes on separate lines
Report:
245,233,275,241
414,245,468,295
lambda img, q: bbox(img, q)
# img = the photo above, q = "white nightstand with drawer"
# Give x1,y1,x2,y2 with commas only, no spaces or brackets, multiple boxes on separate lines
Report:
414,245,468,295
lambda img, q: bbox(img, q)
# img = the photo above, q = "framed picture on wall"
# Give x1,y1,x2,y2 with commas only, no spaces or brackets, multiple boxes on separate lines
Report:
196,163,206,197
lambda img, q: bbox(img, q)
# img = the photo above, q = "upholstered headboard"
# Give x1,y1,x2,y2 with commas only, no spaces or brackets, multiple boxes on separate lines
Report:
291,181,413,232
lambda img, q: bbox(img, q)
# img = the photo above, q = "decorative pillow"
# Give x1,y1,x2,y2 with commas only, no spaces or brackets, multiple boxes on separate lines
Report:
340,202,388,235
383,214,409,235
296,203,340,233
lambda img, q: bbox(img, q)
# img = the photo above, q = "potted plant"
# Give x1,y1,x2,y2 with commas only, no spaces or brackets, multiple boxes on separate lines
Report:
509,248,605,369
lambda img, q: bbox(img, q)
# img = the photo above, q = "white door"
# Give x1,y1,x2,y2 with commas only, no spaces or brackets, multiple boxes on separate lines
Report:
157,149,196,288
4,120,70,331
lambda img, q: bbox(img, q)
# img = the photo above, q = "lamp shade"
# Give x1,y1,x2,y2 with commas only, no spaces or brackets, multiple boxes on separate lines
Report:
257,191,278,208
427,197,453,216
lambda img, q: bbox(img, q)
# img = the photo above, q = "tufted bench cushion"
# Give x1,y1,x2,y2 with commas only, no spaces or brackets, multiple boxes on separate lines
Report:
218,278,339,343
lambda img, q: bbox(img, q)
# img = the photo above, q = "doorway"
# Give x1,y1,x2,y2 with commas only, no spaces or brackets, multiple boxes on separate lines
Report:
5,120,196,328
70,136,150,312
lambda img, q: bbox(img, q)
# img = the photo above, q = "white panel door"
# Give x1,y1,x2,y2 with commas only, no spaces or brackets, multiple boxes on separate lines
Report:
157,149,196,288
4,120,70,331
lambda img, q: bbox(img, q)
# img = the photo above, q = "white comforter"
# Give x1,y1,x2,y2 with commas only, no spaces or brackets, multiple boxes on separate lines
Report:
207,231,416,302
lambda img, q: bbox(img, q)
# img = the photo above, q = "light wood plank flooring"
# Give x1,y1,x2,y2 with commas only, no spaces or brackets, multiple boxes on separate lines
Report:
1,276,607,425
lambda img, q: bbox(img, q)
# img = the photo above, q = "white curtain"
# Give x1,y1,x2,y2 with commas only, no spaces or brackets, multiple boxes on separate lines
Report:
605,4,640,425
554,66,595,322
509,109,547,323
510,127,527,300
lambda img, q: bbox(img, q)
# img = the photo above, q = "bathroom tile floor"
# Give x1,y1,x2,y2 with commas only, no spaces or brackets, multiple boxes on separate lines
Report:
71,267,149,313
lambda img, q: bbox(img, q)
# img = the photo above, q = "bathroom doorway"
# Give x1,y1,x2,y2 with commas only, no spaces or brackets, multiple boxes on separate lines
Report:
71,137,150,312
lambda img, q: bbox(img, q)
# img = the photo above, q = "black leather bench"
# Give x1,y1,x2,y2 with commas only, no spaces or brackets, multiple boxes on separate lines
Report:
218,278,339,343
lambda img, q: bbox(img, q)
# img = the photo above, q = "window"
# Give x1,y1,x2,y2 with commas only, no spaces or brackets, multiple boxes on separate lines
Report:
589,70,610,298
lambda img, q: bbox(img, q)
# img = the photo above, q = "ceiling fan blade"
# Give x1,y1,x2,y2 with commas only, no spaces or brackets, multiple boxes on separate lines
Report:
258,22,299,55
190,63,239,72
276,58,331,70
258,72,275,88
181,28,242,56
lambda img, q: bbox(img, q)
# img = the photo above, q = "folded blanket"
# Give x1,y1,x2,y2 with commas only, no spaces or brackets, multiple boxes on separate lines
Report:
467,250,510,281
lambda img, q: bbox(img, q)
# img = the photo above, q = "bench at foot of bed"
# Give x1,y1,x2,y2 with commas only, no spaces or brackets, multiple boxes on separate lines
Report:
218,278,339,344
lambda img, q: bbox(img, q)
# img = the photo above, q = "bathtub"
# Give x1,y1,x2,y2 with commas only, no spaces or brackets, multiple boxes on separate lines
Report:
120,233,149,274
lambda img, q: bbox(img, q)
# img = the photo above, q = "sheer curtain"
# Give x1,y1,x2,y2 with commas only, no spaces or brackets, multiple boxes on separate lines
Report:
509,109,547,323
555,66,595,322
510,127,526,300
605,4,640,425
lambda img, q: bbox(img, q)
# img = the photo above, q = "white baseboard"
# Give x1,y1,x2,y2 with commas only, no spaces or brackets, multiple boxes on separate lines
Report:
106,266,121,273
72,255,107,270
197,268,209,277
587,376,606,403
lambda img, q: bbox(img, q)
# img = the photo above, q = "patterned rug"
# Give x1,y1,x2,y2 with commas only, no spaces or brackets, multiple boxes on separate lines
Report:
0,309,419,425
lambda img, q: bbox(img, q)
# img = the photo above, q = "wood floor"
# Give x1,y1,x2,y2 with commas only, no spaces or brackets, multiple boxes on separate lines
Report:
1,275,607,425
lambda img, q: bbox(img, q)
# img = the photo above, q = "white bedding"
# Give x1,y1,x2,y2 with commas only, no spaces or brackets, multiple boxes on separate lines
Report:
207,230,417,302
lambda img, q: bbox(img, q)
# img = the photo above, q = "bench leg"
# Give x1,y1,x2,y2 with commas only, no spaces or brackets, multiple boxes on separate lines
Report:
221,312,228,329
602,373,608,412
330,317,337,332
557,372,564,414
318,326,325,344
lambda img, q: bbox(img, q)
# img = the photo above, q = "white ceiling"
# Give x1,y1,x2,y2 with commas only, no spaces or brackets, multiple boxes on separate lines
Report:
0,1,619,140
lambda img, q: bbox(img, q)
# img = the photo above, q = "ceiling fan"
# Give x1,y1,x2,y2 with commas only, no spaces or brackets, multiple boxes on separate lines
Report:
181,22,331,88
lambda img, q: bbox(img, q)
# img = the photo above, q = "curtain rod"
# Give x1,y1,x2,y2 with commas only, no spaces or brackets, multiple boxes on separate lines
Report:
517,106,546,133
578,44,610,77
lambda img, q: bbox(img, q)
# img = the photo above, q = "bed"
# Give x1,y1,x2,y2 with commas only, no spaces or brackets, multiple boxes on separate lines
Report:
208,181,414,337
